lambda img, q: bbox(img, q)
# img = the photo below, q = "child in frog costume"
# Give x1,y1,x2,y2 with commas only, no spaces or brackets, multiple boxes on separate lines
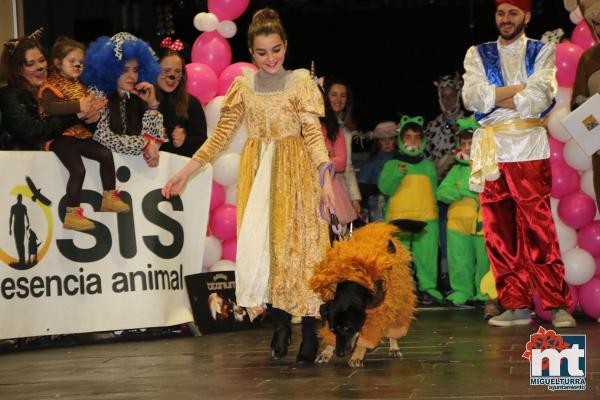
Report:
436,117,491,307
378,115,442,303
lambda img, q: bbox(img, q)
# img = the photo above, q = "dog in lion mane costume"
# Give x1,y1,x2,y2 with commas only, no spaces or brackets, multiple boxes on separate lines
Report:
310,220,419,367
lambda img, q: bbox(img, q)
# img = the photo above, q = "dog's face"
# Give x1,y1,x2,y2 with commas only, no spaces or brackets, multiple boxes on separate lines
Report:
320,281,373,357
321,301,366,357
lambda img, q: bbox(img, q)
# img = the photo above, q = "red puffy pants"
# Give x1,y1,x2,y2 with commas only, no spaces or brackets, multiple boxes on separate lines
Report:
480,159,571,311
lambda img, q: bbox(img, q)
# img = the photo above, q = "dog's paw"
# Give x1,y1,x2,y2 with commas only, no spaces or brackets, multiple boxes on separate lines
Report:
388,350,403,358
348,358,364,368
316,352,333,364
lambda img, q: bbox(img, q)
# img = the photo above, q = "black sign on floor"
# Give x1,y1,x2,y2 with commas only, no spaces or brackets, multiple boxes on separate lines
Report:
185,271,252,334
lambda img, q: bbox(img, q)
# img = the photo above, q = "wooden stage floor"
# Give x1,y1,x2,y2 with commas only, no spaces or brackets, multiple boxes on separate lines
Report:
0,309,598,399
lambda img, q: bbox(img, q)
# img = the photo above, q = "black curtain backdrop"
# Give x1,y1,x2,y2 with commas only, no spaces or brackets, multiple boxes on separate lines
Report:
23,0,572,131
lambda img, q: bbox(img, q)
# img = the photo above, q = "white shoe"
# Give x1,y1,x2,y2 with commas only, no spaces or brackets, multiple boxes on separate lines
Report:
488,309,532,327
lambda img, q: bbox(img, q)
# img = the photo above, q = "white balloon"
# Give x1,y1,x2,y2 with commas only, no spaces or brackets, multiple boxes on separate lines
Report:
226,122,248,154
225,184,237,205
553,217,577,254
217,20,237,39
213,152,240,186
581,169,596,199
563,247,596,285
564,139,592,171
548,107,572,142
193,12,208,31
210,259,235,272
204,96,224,134
202,236,222,269
555,86,573,109
199,13,219,32
570,8,584,24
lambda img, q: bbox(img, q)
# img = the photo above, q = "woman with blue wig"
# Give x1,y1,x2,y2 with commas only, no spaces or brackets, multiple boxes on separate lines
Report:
82,32,168,167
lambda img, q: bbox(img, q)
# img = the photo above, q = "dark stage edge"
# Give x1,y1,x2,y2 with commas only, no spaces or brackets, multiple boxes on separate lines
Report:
0,309,598,399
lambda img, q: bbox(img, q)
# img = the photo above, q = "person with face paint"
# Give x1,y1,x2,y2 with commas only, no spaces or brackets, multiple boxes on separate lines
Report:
163,8,336,364
436,117,491,308
462,0,575,328
155,38,207,158
425,73,468,178
82,33,168,167
36,36,127,231
378,116,442,305
0,29,79,150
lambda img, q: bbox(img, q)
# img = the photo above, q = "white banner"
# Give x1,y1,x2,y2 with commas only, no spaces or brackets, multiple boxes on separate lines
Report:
0,151,211,339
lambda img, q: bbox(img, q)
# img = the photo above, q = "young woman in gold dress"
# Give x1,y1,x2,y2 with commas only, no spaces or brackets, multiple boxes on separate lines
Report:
162,8,336,363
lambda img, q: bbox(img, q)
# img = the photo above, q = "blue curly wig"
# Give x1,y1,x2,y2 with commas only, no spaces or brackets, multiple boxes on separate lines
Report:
82,33,160,95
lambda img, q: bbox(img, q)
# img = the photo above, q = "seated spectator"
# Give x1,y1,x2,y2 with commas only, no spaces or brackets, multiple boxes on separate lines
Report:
82,32,168,167
155,38,207,158
0,29,79,150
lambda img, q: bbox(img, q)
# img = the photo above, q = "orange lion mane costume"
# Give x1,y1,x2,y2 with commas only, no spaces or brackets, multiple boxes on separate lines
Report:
310,222,417,349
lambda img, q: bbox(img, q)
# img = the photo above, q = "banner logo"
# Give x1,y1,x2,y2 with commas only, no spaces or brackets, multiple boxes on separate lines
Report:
523,326,586,391
1,176,53,270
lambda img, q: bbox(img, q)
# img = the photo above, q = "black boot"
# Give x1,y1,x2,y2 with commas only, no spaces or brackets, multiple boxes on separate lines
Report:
296,316,318,364
269,306,291,360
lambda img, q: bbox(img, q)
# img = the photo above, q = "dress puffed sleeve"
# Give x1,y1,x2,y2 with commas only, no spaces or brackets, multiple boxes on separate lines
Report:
295,76,331,173
192,77,245,165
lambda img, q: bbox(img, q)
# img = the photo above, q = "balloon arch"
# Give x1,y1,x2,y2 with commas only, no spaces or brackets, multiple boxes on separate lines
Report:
540,8,600,321
184,0,257,274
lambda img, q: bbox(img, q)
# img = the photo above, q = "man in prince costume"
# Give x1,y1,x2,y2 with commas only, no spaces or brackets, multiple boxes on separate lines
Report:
462,0,575,327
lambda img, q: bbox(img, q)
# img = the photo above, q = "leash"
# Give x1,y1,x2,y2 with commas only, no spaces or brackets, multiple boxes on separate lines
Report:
319,203,349,240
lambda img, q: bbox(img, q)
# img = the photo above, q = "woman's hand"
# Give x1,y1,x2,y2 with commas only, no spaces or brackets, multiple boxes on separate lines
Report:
162,169,190,199
79,94,93,114
162,159,205,199
172,125,186,148
83,110,101,124
352,200,361,214
322,170,337,213
143,140,160,168
133,82,158,106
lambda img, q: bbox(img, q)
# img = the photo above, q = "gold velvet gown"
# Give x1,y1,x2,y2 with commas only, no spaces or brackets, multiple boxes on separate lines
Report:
193,69,331,319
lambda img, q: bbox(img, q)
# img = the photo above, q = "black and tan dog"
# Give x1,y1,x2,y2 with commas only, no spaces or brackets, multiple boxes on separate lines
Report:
310,220,421,367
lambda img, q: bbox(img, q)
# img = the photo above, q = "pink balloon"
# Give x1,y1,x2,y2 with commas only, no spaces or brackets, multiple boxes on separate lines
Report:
209,181,225,211
596,257,600,278
558,192,597,228
186,62,218,105
555,42,584,87
533,285,578,322
548,136,565,164
578,277,600,319
571,20,599,51
208,0,249,21
218,62,258,96
550,160,580,199
577,221,600,257
191,31,232,76
221,238,237,261
209,204,237,240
